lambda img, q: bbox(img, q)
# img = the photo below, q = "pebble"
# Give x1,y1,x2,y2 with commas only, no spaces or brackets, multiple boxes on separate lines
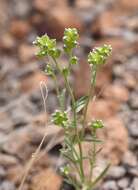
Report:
123,151,138,167
128,167,138,177
113,65,124,77
102,180,118,190
131,178,138,190
129,138,138,149
118,178,129,189
13,0,31,18
0,154,18,167
0,167,6,178
0,180,15,190
128,122,138,138
125,57,138,73
107,166,126,179
129,91,138,109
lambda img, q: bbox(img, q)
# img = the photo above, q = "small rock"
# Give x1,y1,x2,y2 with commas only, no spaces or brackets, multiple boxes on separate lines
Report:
87,99,120,120
0,0,10,31
129,91,138,109
18,44,37,63
0,112,13,133
97,117,128,164
30,168,62,190
2,128,33,160
96,64,112,89
129,138,138,150
125,16,138,32
123,151,137,167
113,65,124,78
7,165,24,184
10,20,31,39
0,33,16,50
33,0,67,12
128,122,138,138
107,166,126,179
119,105,132,126
0,154,18,167
95,9,120,35
13,0,31,18
123,73,136,89
20,71,47,93
0,167,6,178
0,180,15,190
128,167,138,177
3,124,63,160
33,0,53,12
102,180,118,190
103,84,129,102
75,0,94,9
119,0,138,12
131,178,138,190
118,178,129,189
125,57,138,73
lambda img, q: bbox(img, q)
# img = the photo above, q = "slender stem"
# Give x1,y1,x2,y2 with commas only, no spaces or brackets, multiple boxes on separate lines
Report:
82,65,97,185
47,56,63,110
52,73,63,110
90,163,110,188
53,58,77,127
53,58,84,181
64,73,85,182
89,129,97,181
83,65,97,129
64,77,76,123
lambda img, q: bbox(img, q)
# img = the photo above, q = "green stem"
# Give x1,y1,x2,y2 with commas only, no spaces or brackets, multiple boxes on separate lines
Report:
89,129,97,181
90,163,110,188
53,58,84,182
64,74,84,182
52,73,63,110
47,56,63,110
83,65,97,129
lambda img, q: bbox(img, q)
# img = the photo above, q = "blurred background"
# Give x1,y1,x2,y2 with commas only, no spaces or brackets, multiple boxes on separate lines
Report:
0,0,138,189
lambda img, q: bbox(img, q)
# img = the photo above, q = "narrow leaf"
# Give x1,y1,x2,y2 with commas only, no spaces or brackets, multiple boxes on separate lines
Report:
91,163,110,188
75,96,88,113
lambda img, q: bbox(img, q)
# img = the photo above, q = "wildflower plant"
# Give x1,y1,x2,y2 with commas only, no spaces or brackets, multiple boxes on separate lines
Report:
34,28,112,190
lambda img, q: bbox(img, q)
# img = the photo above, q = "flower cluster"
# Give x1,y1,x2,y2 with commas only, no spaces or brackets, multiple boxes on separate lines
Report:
90,120,104,129
33,34,61,58
88,44,112,66
52,110,68,127
63,28,79,54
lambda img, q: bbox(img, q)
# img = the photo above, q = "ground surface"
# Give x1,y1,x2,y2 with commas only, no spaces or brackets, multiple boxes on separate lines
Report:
0,0,138,190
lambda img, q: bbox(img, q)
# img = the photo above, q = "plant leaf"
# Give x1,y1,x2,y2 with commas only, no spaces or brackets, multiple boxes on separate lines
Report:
84,137,103,143
75,96,88,113
91,163,110,188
